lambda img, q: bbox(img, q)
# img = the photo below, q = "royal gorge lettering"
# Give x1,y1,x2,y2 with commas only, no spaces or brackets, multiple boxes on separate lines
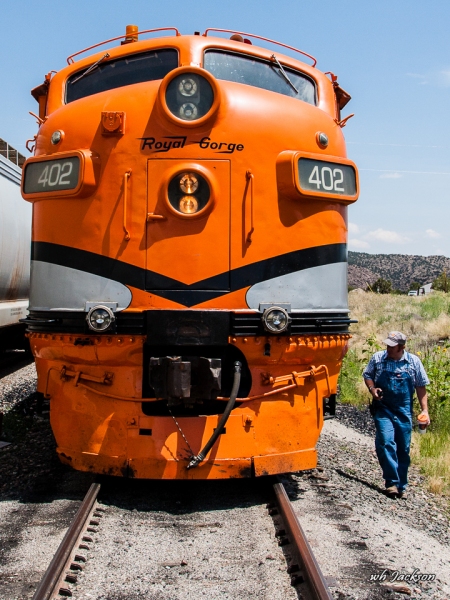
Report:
197,137,244,153
140,136,187,152
140,136,244,154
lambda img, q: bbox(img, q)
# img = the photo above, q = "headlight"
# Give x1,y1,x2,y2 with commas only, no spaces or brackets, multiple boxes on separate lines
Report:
179,196,199,214
179,173,199,194
86,305,115,332
167,171,210,216
178,77,198,97
262,307,290,334
179,102,198,121
166,72,214,121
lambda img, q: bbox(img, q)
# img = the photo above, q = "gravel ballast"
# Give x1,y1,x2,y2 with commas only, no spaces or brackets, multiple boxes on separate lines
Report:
1,364,449,599
285,412,450,599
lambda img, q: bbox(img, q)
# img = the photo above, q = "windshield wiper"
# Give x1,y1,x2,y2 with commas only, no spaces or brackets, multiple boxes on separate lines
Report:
71,53,110,84
270,54,298,94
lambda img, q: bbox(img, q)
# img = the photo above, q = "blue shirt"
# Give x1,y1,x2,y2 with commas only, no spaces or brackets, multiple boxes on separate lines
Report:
363,350,430,388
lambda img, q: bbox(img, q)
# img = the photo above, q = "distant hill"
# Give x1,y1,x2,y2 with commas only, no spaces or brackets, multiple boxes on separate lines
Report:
348,252,450,291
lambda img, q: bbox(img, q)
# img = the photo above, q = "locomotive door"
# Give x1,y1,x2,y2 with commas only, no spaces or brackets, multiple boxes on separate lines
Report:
146,159,230,306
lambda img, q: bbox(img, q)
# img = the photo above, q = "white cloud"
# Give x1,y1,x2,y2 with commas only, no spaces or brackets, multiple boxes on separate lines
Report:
366,229,410,244
379,172,402,179
348,222,360,234
438,70,450,87
407,72,428,85
426,229,441,239
407,69,450,88
349,238,370,250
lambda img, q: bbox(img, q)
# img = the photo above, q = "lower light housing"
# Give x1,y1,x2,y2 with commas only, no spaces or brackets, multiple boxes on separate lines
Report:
262,306,290,334
167,171,210,216
86,305,115,332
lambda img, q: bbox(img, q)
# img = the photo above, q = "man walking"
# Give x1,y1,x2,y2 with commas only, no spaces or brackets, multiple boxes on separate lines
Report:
363,331,430,498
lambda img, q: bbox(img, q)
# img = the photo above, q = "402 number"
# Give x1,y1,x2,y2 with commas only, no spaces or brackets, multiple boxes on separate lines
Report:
308,165,345,192
38,162,73,187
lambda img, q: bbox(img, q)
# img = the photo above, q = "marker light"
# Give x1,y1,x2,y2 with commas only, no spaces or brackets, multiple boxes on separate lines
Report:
86,305,115,332
51,130,64,145
262,306,290,334
316,132,329,148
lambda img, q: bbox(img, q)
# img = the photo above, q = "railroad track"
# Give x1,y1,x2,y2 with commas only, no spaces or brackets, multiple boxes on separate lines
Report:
32,483,103,600
270,480,333,600
31,479,332,600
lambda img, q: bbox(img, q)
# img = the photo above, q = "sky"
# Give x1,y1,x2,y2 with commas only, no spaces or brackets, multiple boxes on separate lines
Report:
1,0,449,257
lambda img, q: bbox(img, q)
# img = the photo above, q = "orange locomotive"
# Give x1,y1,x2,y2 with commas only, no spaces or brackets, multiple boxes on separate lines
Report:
22,26,358,479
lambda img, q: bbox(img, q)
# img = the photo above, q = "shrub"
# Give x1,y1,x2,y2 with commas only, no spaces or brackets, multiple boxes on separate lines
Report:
367,277,392,294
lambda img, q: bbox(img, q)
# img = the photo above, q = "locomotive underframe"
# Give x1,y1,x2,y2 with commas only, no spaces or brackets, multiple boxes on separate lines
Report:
29,330,348,479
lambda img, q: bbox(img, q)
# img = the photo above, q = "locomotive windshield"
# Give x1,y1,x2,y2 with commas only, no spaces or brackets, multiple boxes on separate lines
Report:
203,50,316,105
66,49,179,103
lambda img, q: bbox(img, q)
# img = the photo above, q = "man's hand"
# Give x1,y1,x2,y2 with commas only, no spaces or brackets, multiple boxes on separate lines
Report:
418,410,430,425
371,388,383,400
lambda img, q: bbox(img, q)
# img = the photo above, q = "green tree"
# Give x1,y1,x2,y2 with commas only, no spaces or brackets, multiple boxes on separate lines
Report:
409,281,421,291
367,278,392,294
432,272,449,293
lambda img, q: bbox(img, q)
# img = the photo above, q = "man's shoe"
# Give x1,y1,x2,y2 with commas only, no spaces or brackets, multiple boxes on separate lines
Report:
385,485,399,497
397,490,407,499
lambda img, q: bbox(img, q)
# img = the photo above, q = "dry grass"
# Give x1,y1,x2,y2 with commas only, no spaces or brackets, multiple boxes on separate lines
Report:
411,433,450,495
348,289,450,351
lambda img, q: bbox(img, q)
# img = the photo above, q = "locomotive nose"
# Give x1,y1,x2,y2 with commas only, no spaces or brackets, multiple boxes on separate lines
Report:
158,66,221,128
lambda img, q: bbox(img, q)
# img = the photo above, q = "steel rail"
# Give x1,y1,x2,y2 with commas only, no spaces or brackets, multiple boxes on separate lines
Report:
32,482,101,600
273,482,333,600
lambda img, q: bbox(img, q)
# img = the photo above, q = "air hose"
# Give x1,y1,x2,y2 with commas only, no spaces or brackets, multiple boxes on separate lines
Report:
187,361,242,470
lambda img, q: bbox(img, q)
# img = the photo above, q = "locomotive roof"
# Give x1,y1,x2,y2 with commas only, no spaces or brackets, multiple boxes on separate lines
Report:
57,29,323,91
66,27,317,69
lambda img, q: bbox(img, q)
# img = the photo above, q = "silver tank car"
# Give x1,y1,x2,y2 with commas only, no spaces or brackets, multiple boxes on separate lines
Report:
0,139,31,349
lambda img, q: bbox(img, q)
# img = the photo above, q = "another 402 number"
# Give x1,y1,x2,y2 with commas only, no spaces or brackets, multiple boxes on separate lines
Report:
298,158,357,197
23,156,80,194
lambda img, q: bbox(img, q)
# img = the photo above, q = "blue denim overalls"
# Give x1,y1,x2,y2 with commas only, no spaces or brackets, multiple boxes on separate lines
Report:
374,364,415,491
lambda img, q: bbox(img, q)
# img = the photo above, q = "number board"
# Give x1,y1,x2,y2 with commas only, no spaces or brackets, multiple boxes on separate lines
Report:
298,158,357,197
23,156,80,194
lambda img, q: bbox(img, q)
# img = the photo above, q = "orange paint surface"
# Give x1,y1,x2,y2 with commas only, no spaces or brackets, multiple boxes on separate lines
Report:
24,30,357,479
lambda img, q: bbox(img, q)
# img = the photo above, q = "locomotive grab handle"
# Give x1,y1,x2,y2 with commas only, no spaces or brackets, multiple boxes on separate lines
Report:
245,170,255,244
26,136,37,153
147,213,167,222
123,170,132,241
335,113,355,128
44,366,114,398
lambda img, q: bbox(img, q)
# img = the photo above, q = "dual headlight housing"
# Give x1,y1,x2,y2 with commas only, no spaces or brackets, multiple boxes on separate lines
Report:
159,66,221,127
